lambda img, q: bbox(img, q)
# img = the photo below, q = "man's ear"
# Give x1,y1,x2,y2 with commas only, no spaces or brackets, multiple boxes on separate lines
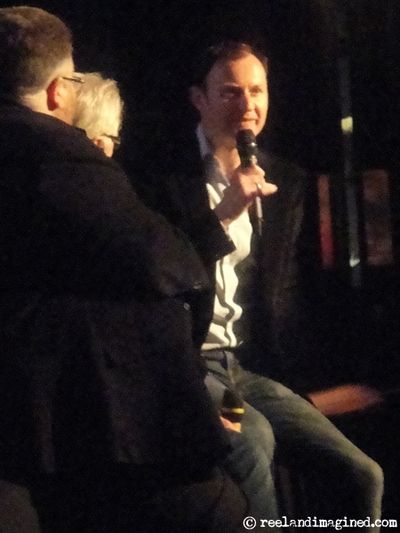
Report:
46,78,60,111
189,85,205,113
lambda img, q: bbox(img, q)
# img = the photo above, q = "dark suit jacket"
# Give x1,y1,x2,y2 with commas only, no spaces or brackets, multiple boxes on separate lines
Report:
0,100,228,481
130,130,310,379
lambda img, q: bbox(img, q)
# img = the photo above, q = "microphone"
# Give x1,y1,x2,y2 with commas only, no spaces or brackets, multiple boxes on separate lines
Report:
236,129,263,236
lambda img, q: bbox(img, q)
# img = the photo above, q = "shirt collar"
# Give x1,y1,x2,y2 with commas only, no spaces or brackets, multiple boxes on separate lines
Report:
196,124,229,187
196,123,211,158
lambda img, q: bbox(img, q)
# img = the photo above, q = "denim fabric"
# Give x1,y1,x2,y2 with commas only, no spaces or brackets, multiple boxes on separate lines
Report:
204,350,384,532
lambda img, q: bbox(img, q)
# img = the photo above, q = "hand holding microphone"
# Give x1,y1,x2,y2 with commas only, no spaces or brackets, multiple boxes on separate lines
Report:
220,388,245,433
213,129,277,232
236,129,264,236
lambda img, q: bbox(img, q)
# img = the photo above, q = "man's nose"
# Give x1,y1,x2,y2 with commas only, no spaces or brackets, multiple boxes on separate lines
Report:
239,90,255,111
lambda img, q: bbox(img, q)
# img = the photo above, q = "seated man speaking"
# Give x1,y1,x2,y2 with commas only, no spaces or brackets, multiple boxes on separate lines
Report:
131,40,384,530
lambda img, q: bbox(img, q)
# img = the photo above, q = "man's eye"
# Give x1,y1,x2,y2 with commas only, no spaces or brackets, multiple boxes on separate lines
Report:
221,88,238,99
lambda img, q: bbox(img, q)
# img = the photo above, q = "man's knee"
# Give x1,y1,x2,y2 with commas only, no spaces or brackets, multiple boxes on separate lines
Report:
353,455,384,498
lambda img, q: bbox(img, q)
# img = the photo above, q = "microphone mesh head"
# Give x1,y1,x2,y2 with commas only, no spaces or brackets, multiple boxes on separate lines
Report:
236,129,258,167
236,129,256,147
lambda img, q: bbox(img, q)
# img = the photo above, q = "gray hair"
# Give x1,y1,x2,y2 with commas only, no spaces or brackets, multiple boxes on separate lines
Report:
74,72,123,139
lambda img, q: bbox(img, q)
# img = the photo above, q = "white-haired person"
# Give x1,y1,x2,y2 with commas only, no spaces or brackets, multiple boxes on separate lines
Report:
73,72,122,157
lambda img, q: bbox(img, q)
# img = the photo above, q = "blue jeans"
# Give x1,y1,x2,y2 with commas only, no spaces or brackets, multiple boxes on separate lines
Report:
204,350,384,532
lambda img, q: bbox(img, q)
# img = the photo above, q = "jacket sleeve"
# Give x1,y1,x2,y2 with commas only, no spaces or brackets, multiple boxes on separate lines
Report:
251,155,314,383
131,165,235,269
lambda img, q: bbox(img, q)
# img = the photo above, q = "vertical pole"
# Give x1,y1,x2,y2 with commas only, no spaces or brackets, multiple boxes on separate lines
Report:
336,4,362,287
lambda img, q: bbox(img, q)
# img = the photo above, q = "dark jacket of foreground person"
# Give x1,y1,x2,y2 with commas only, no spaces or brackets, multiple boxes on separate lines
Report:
0,99,229,482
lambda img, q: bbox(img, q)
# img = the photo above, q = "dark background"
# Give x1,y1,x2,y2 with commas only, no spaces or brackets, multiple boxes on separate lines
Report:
5,0,398,173
2,0,400,522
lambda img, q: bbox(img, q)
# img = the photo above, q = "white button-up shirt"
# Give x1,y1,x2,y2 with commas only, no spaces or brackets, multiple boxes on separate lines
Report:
197,126,253,351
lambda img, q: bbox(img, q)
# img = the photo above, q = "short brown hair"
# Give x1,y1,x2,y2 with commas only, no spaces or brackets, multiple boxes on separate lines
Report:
191,40,268,89
0,6,72,97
